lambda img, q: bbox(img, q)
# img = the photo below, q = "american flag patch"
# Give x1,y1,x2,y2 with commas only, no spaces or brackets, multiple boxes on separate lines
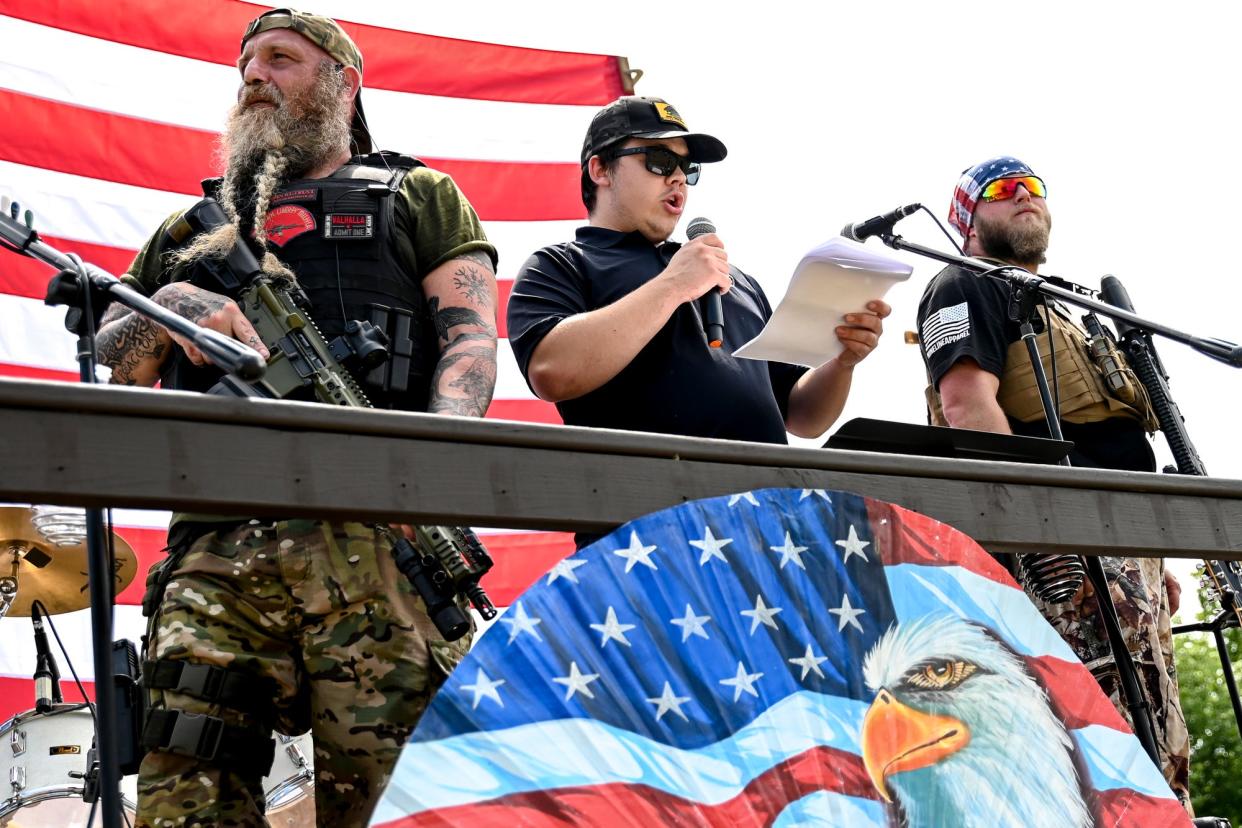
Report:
921,301,971,357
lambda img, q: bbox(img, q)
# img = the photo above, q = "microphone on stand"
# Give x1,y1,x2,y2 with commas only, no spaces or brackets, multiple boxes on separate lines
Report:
31,603,63,712
685,216,725,348
841,203,922,242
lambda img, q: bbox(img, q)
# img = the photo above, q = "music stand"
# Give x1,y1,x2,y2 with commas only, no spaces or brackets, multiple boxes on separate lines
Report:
825,417,1073,465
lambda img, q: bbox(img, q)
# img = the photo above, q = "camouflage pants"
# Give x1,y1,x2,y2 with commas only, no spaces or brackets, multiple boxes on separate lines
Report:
136,519,471,828
1031,556,1191,812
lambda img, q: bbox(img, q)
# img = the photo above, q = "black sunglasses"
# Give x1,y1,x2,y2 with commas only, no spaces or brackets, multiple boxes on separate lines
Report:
611,146,701,185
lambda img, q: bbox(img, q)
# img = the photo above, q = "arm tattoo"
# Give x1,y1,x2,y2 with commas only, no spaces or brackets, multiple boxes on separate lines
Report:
428,345,497,418
99,303,135,326
451,264,491,306
97,313,168,385
157,285,231,323
452,249,495,271
427,296,492,344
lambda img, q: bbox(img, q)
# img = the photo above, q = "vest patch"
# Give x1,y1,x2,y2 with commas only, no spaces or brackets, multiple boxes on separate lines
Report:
326,213,375,239
265,205,316,247
922,301,970,357
271,188,317,205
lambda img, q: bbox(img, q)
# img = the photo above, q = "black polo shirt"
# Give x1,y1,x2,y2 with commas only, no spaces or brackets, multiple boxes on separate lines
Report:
507,226,808,444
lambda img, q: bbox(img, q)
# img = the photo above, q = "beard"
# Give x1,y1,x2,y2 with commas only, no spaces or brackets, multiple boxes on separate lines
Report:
973,209,1052,267
173,61,351,271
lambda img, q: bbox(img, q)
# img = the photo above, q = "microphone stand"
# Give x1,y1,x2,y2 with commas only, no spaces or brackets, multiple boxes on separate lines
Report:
0,210,265,828
876,231,1240,767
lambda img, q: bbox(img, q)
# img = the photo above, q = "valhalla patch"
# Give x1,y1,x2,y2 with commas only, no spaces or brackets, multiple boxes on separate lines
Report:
325,213,374,239
264,205,316,247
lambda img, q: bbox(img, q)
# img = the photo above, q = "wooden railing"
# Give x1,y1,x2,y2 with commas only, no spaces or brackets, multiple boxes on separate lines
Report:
1,377,1240,560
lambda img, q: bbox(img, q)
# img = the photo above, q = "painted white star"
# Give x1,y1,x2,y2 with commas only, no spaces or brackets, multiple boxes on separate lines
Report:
719,661,764,702
670,604,712,642
727,491,760,507
770,531,809,571
546,557,588,585
552,661,600,702
740,594,783,634
590,606,636,648
499,601,542,644
799,489,832,503
788,643,829,680
613,531,658,573
646,681,691,722
689,526,732,565
835,525,871,563
830,593,867,632
461,668,505,709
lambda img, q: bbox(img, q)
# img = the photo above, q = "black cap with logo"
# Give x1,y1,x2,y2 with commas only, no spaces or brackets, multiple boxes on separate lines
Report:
580,96,727,166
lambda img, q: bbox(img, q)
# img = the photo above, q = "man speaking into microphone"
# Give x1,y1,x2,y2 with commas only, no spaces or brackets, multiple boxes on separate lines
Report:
508,96,888,456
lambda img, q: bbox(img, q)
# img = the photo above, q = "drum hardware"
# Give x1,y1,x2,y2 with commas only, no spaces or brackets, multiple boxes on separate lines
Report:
0,507,137,619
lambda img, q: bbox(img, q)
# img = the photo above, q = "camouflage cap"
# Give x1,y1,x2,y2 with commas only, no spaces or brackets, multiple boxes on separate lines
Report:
241,8,372,154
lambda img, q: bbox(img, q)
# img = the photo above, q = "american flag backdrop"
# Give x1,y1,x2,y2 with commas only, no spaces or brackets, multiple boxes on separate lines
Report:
0,0,620,721
371,488,1189,827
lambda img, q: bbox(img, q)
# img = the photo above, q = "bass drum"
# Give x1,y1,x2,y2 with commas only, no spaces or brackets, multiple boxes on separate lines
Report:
263,732,315,827
0,705,136,827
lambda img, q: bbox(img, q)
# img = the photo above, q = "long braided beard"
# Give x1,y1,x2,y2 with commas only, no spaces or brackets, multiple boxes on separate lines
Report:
173,61,352,277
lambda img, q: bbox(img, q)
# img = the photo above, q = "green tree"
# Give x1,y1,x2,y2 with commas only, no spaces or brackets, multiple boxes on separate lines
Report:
1174,582,1242,823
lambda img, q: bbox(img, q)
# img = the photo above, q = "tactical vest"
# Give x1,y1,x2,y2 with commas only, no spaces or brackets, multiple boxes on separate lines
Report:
926,303,1158,431
162,153,437,411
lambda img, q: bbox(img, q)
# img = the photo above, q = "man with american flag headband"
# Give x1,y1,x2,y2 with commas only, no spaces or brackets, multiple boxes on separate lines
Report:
916,155,1191,811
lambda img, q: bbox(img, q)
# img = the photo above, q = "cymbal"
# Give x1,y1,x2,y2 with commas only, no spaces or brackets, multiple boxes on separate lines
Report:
0,506,137,616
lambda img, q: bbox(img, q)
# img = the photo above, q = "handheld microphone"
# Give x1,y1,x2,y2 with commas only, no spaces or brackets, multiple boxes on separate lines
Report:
685,216,724,348
841,203,922,243
31,603,62,712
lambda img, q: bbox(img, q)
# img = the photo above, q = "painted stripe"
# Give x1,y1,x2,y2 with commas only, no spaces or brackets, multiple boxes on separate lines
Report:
377,746,874,828
1073,724,1175,799
1094,787,1191,827
772,791,889,827
384,692,871,813
886,563,1079,662
0,16,598,164
0,0,628,105
0,90,585,221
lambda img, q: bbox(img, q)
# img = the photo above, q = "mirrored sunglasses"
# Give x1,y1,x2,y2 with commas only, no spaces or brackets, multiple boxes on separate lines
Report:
611,146,701,185
980,175,1047,202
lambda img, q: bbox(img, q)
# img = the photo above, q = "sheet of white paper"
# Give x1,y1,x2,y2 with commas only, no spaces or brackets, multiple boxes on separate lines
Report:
734,236,912,368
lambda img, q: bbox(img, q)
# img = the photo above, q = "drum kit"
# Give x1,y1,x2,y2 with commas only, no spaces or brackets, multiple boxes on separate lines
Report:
0,506,316,826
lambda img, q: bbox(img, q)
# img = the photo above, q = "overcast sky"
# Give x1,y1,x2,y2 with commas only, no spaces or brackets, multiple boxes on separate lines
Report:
320,0,1239,608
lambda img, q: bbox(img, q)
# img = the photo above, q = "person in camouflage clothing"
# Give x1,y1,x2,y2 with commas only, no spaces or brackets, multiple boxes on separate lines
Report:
1034,556,1190,803
96,8,498,826
915,157,1190,810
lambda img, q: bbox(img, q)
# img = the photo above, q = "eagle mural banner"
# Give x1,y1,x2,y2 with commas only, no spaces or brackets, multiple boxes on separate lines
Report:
371,488,1189,827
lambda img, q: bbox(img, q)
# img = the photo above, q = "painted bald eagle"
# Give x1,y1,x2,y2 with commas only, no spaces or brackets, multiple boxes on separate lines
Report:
860,614,1090,828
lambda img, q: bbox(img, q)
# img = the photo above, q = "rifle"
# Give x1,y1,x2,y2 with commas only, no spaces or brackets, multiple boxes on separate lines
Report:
1097,274,1241,630
178,198,496,640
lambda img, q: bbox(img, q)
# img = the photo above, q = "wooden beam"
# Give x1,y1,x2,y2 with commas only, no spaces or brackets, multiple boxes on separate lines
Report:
2,378,1240,559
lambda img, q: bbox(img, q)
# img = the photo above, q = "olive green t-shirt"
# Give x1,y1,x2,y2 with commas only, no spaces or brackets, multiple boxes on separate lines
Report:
120,164,497,527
